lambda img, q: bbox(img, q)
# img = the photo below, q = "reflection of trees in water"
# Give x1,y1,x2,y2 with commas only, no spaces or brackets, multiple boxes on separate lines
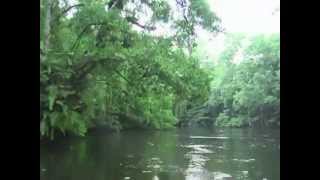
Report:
40,138,91,180
181,128,261,180
182,142,212,180
141,131,181,177
41,129,279,180
185,153,211,180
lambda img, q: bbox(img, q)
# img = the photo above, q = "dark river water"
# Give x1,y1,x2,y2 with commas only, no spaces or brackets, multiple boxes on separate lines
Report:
40,127,280,180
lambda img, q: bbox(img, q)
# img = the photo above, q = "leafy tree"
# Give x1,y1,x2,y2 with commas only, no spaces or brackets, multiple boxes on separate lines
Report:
40,0,221,139
208,33,280,128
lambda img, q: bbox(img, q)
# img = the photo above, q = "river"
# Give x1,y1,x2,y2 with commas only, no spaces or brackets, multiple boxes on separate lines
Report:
40,127,280,180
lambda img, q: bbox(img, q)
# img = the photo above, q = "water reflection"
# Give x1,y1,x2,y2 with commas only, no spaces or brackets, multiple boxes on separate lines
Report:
184,152,210,180
40,128,279,180
153,175,159,180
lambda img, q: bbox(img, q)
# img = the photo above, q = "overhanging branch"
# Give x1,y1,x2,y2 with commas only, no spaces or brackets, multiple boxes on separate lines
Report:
70,22,108,51
61,4,84,15
125,16,156,31
53,4,84,22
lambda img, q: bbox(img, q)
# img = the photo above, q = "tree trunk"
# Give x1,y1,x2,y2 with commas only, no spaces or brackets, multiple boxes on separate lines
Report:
43,0,52,57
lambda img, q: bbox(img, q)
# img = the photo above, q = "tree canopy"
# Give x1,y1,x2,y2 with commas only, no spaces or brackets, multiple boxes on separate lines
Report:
207,33,280,128
40,0,221,139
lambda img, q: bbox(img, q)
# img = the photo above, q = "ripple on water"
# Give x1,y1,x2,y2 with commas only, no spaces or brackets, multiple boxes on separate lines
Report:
183,144,214,154
184,170,233,180
212,171,233,180
190,136,230,140
232,158,256,163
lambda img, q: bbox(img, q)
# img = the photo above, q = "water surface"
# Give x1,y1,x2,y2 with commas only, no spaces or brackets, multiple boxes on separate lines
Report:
40,127,280,180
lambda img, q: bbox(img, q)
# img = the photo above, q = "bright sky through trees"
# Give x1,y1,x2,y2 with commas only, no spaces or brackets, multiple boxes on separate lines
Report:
208,0,280,34
197,0,280,64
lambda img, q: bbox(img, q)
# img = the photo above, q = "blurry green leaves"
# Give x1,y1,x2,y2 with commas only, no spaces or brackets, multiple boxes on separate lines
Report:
40,0,217,139
219,33,246,64
47,85,58,111
209,33,280,127
114,52,126,59
150,0,171,22
189,0,221,32
136,93,176,129
245,34,280,59
73,2,109,26
40,120,47,136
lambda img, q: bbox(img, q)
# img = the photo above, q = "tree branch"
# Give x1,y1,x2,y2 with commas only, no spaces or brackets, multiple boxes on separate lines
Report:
125,17,156,30
108,0,121,10
62,4,84,15
114,69,131,84
70,22,108,51
52,4,84,22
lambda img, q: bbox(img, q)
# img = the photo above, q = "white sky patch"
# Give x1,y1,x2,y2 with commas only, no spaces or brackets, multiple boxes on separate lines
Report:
208,0,280,34
198,0,280,65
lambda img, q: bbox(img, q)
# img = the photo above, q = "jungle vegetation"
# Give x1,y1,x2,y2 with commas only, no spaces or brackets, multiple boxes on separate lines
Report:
40,0,279,140
207,33,280,128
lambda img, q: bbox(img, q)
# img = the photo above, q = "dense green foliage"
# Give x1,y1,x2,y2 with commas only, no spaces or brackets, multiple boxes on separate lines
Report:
208,33,280,127
40,0,221,139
